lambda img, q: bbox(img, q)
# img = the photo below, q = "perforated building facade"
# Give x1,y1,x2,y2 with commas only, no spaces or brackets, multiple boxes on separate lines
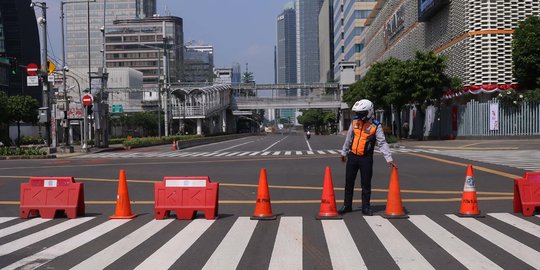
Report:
361,0,540,89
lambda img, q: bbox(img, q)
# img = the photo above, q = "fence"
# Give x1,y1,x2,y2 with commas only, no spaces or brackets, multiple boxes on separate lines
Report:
403,99,540,138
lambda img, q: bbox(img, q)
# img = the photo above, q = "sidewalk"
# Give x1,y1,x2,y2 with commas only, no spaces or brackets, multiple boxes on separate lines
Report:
393,138,540,151
54,144,124,159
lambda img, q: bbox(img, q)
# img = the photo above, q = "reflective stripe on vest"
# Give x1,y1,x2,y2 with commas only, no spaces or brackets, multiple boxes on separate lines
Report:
350,119,377,156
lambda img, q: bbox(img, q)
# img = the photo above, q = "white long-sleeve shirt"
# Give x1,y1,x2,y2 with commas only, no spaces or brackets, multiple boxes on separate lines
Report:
341,120,393,163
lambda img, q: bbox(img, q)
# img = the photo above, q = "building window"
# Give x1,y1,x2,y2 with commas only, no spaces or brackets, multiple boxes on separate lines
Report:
341,46,344,53
355,43,364,52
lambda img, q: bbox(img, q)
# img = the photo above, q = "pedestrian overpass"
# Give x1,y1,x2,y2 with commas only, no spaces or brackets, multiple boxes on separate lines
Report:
106,82,345,134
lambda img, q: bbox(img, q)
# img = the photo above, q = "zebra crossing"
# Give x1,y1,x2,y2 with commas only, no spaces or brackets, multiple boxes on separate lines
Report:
77,148,434,159
1,213,539,269
424,149,540,171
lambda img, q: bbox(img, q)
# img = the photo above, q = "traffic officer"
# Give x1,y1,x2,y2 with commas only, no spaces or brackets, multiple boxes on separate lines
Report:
339,99,397,216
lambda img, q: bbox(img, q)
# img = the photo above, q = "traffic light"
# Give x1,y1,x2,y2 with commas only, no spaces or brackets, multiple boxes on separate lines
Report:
9,58,17,75
86,105,93,116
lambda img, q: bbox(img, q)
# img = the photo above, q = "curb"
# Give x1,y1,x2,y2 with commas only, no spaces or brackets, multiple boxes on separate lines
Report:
0,155,56,160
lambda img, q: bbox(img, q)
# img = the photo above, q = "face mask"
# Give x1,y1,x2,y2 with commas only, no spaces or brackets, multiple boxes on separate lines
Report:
356,111,368,121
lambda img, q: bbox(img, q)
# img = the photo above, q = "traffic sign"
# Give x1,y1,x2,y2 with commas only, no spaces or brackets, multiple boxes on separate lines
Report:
27,76,39,86
26,63,38,76
112,104,123,113
82,94,93,106
47,60,56,75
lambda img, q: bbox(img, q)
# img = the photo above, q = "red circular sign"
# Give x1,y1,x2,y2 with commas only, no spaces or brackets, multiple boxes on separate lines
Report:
82,94,93,106
26,63,38,76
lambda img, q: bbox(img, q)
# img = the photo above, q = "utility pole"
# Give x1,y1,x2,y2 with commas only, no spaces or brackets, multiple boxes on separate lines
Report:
32,2,53,149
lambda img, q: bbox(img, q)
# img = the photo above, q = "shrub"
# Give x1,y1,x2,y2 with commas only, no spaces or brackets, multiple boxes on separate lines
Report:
0,147,47,156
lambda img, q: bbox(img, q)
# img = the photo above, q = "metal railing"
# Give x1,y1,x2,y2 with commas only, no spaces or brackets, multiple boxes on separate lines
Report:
459,99,540,136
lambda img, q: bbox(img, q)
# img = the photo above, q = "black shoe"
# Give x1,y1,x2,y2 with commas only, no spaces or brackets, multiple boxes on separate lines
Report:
338,206,352,215
362,207,373,216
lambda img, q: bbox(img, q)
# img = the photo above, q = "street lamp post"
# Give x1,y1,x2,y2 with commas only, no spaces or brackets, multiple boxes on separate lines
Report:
31,1,51,148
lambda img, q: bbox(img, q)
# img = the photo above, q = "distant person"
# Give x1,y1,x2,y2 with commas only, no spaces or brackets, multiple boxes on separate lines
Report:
402,121,409,139
339,99,397,216
306,130,311,140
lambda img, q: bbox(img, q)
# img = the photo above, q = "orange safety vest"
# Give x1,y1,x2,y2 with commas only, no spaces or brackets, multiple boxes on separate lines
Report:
350,119,378,156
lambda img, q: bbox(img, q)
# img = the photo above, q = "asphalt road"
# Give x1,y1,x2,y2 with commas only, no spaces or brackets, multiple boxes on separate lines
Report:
0,134,539,269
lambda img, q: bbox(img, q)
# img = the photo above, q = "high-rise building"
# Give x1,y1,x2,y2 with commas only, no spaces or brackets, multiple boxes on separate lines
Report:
319,0,334,83
184,45,214,83
276,2,299,124
276,2,297,84
105,16,184,88
333,0,377,81
296,0,324,83
65,0,156,81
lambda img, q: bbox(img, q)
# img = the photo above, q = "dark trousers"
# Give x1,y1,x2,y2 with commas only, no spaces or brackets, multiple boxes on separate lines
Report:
344,153,373,209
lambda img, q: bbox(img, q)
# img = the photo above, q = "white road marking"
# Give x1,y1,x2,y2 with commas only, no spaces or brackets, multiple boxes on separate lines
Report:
72,219,174,270
0,218,48,238
261,151,271,156
447,214,540,269
322,220,367,270
365,216,434,270
215,140,255,152
135,219,215,270
0,217,16,225
2,219,129,270
272,151,281,156
285,151,292,156
0,217,94,256
296,151,303,155
202,217,257,270
249,151,261,156
263,136,289,151
409,215,501,270
268,217,302,270
488,213,540,238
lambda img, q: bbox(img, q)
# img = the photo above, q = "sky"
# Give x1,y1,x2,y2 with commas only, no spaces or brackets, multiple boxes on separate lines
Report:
42,0,293,84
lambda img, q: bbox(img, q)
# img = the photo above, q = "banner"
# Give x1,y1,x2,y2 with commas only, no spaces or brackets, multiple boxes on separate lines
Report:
489,103,499,130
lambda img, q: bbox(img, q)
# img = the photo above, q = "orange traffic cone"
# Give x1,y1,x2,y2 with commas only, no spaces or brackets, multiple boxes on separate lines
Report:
171,140,177,151
457,165,483,217
316,166,341,219
382,167,409,219
251,168,276,220
110,169,137,219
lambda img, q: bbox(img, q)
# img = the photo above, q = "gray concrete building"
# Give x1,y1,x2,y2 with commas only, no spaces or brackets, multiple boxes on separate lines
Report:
65,0,156,78
318,0,334,83
296,0,324,83
105,16,184,88
184,45,214,83
276,2,297,84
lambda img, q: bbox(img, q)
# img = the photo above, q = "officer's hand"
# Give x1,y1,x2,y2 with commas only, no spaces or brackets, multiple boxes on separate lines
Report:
340,155,346,162
388,161,398,168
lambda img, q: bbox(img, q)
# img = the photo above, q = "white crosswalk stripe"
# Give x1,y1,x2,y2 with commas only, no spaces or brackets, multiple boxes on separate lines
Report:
322,220,367,270
409,215,502,270
2,219,129,270
1,213,538,269
422,150,540,171
269,217,302,270
0,217,16,225
488,213,540,238
0,218,48,238
77,148,423,159
202,217,257,269
365,216,434,270
447,214,540,269
0,217,94,256
135,219,215,270
71,219,174,270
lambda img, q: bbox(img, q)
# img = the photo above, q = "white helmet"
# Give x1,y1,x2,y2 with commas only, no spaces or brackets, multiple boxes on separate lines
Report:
352,99,374,118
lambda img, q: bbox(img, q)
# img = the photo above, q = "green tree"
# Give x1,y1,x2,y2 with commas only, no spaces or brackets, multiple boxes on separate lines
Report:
7,95,39,146
297,109,336,134
513,16,540,91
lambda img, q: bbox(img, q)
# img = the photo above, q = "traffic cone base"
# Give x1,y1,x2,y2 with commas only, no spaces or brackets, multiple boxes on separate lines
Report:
251,168,276,220
316,166,342,220
382,167,409,219
456,165,484,218
110,169,137,219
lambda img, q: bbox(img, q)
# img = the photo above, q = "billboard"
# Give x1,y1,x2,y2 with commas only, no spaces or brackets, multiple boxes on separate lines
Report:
418,0,449,22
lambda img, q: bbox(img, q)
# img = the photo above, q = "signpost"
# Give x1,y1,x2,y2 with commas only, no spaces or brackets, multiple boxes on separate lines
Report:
112,104,123,113
82,94,93,106
26,63,38,76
